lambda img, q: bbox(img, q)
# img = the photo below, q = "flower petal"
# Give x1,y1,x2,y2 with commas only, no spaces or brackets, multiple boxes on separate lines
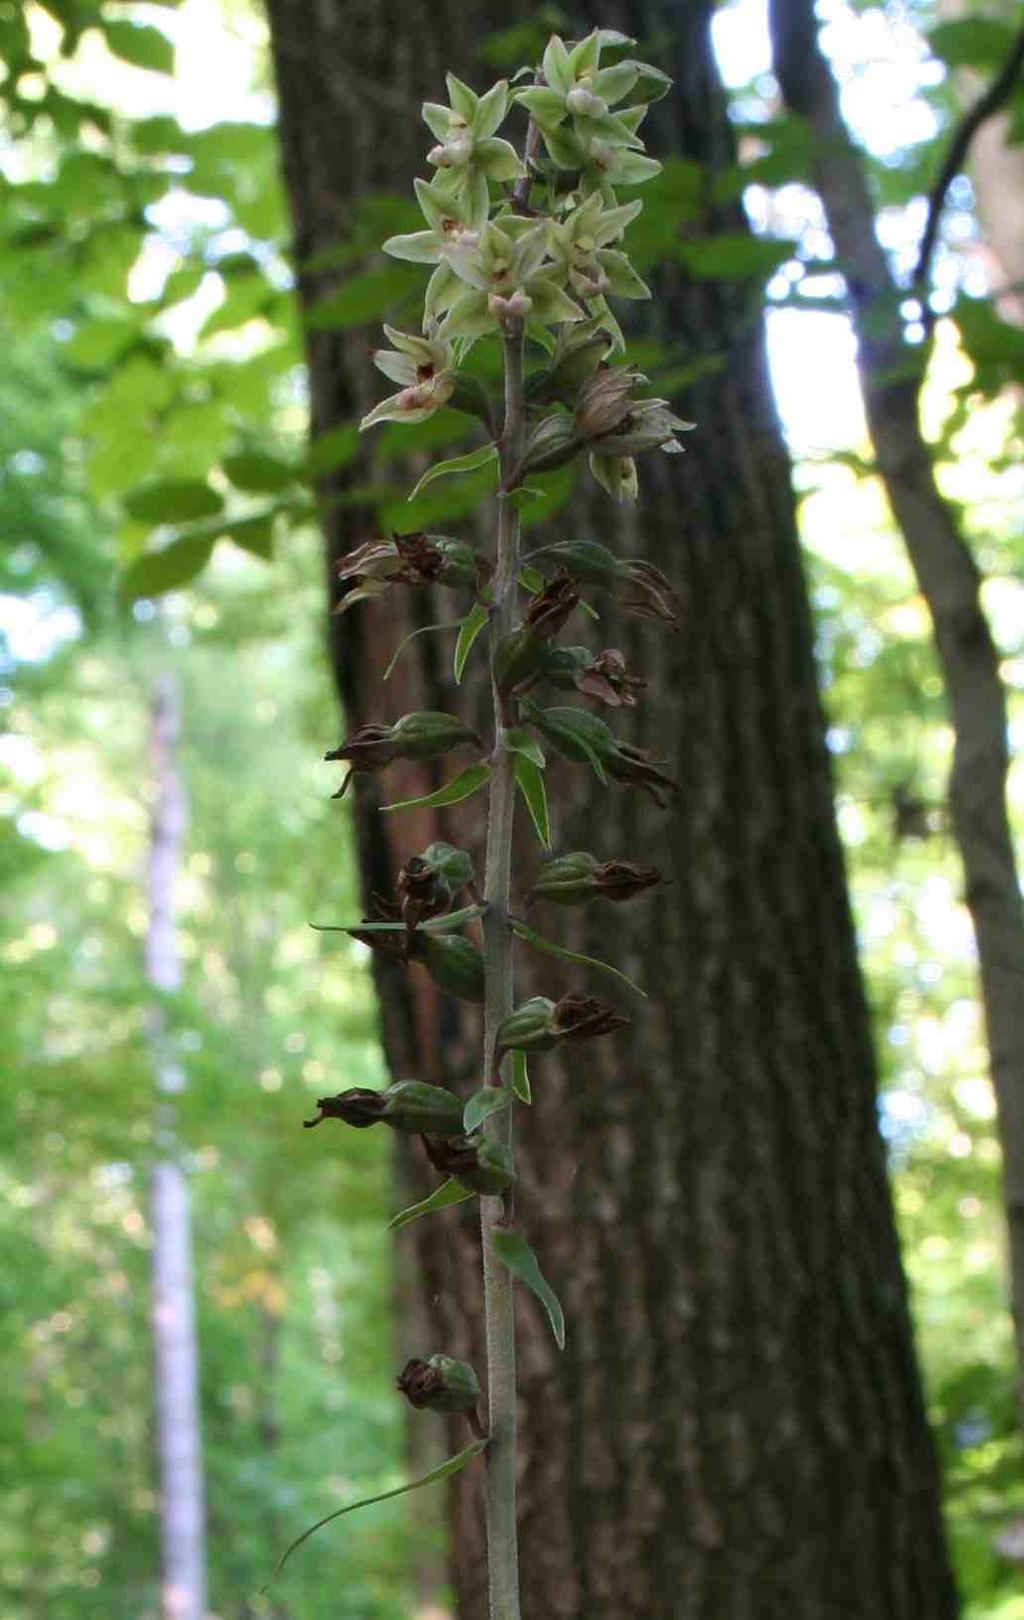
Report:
472,79,508,140
525,276,585,325
476,137,527,182
422,101,454,143
372,349,418,385
383,230,442,264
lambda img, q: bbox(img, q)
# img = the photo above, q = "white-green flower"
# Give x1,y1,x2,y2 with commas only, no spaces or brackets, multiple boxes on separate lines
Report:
359,326,456,430
419,74,525,223
382,177,488,320
437,218,584,340
514,31,671,154
546,191,649,301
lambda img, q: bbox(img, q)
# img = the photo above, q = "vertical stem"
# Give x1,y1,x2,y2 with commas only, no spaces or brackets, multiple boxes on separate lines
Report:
480,321,526,1620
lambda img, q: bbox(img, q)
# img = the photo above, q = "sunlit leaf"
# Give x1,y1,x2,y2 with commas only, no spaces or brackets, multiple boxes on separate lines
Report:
388,1178,476,1230
454,602,490,684
382,763,491,814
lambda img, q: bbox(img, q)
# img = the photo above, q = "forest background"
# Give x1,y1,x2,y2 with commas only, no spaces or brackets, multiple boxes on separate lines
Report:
1,0,1022,1617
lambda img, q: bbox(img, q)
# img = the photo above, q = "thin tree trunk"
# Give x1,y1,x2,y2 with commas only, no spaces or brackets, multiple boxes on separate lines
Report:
265,0,957,1613
147,673,208,1620
769,0,1024,1430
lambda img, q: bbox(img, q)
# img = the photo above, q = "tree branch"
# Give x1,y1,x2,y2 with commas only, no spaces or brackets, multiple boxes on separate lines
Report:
913,18,1024,311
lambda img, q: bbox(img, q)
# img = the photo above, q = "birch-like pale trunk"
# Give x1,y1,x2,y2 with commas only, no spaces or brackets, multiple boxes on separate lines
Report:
146,673,208,1620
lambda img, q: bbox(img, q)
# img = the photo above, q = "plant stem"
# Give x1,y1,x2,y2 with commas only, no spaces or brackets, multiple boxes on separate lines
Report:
480,320,526,1620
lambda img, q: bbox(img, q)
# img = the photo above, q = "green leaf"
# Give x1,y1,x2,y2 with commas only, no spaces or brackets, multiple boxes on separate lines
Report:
222,451,294,494
103,19,175,74
464,1087,510,1133
384,618,461,682
388,1178,476,1230
513,755,551,848
511,1050,531,1103
382,763,490,814
124,480,224,524
306,265,420,331
223,513,275,561
454,602,490,684
121,535,215,601
491,1227,565,1349
505,727,545,769
928,17,1017,70
676,235,797,281
307,424,360,477
519,564,546,592
408,444,499,502
267,1440,487,1583
512,919,646,998
311,904,485,937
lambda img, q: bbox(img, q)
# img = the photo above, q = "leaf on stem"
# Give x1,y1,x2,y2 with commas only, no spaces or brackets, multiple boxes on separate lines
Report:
454,602,490,684
388,1178,476,1230
382,762,491,813
464,1086,511,1133
408,443,499,501
513,755,552,848
491,1227,565,1350
505,727,545,768
265,1440,487,1585
384,617,463,682
311,904,485,936
512,919,646,997
511,1049,531,1103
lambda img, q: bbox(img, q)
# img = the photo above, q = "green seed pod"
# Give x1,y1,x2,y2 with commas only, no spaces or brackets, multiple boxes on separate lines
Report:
390,710,483,761
527,851,602,905
415,933,486,1002
526,704,616,768
424,1134,517,1195
421,841,476,888
495,996,559,1057
494,627,547,696
382,1081,466,1136
521,412,581,474
397,1354,482,1414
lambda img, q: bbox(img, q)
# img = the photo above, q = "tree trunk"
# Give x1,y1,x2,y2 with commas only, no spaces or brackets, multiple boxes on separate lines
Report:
265,1,957,1614
147,674,208,1620
769,0,1024,1433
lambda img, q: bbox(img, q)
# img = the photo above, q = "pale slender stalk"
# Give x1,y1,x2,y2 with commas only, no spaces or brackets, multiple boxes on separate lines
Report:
480,321,526,1620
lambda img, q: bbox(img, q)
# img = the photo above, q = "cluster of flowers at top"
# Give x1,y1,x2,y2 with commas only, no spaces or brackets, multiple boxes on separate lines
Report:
355,29,690,501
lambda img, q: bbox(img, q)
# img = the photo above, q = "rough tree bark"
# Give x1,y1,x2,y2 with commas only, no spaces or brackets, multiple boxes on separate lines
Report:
146,674,208,1620
266,1,957,1614
769,0,1024,1430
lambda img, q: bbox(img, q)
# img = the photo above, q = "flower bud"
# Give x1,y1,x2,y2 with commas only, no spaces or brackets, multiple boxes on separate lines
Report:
527,851,662,907
423,1134,517,1195
488,289,533,321
589,451,639,502
302,1080,465,1136
415,933,486,1002
325,712,481,797
302,1087,388,1130
566,86,608,118
523,574,580,638
552,992,631,1042
602,740,680,807
573,367,641,440
398,854,453,933
397,1355,481,1415
521,413,581,474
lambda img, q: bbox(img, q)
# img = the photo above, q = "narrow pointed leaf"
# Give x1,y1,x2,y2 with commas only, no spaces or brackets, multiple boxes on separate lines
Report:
408,444,498,501
511,1050,531,1103
512,919,646,997
454,602,490,684
505,727,545,769
513,755,551,848
464,1086,511,1133
491,1227,565,1350
384,617,462,682
266,1440,487,1583
388,1177,476,1231
382,762,490,814
311,904,484,937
